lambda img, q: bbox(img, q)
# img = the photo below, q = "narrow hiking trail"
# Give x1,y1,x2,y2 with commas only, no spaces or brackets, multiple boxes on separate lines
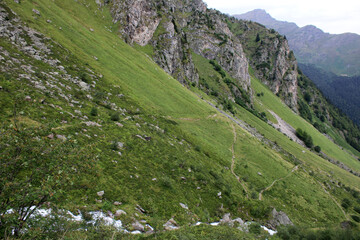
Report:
230,124,249,198
316,180,349,220
258,165,300,200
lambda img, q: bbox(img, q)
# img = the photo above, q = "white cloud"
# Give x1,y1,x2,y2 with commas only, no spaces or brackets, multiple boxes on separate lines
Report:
203,0,360,34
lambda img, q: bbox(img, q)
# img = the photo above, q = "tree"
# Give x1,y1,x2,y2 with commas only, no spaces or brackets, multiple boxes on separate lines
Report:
0,125,95,236
255,33,260,42
296,128,313,148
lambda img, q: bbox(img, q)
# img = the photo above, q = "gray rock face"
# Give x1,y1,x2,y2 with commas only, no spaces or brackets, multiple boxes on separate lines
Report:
110,0,251,92
240,24,298,109
111,0,160,46
268,208,293,228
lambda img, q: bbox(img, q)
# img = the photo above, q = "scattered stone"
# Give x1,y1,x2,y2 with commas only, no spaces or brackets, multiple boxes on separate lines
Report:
115,122,123,127
114,210,126,217
32,9,40,15
14,0,20,3
257,172,262,176
25,96,32,101
93,56,98,61
220,213,231,224
97,190,104,197
83,121,102,127
47,133,54,139
163,218,179,230
136,205,146,214
131,231,141,235
179,203,188,210
152,178,157,181
46,19,52,23
90,28,94,32
135,135,146,141
144,136,152,141
217,192,222,198
113,201,122,206
56,135,66,141
132,221,145,232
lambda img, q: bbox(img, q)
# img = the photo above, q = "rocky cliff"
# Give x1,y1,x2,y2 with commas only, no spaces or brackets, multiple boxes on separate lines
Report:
109,0,298,108
229,19,298,109
110,0,251,92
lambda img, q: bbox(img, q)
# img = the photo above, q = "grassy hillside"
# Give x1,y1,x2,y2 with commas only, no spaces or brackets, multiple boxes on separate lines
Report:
1,0,360,238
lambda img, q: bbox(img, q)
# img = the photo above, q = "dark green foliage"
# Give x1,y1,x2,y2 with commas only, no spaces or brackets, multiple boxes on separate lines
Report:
304,92,311,103
298,99,312,122
90,107,98,116
209,60,226,78
255,33,260,42
249,222,261,234
313,122,327,133
341,198,351,209
0,125,95,236
80,71,91,83
276,225,360,240
354,206,360,214
314,145,321,153
110,112,120,121
296,128,313,148
351,215,360,222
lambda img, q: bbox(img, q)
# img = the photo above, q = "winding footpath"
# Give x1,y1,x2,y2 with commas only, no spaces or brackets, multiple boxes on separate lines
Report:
230,124,249,198
258,165,299,200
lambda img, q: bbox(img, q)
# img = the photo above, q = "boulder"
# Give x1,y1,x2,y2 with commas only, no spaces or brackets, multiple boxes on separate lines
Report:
163,218,179,230
96,190,104,197
132,221,145,232
268,208,293,228
114,210,126,217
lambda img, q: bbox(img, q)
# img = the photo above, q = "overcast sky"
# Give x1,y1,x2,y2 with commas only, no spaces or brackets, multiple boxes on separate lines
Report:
203,0,360,34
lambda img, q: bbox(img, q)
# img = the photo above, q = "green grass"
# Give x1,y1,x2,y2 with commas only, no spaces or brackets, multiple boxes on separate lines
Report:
2,0,360,236
250,73,360,172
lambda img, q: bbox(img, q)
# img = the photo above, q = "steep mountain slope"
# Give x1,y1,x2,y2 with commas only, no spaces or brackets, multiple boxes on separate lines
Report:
235,9,360,77
299,63,360,126
1,0,360,238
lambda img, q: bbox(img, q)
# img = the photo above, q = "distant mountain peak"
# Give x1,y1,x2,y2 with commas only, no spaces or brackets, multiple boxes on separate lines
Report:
234,10,360,77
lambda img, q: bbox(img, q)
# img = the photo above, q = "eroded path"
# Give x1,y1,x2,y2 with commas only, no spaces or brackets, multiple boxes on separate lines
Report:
258,165,299,200
230,124,249,198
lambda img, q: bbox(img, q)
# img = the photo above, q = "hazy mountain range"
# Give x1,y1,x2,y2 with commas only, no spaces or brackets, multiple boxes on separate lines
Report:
234,9,360,77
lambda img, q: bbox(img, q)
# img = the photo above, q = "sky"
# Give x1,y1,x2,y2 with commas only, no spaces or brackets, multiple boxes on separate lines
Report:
203,0,360,34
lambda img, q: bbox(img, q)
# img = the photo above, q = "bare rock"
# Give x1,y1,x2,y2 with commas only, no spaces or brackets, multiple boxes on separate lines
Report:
97,190,104,197
114,209,126,217
268,208,293,228
132,221,145,232
163,218,179,230
32,9,40,15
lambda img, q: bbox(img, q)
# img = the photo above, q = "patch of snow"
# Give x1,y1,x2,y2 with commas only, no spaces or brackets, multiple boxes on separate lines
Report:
261,226,277,236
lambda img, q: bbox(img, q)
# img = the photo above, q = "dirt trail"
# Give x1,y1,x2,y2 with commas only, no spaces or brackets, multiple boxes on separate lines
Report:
230,124,249,198
258,165,299,200
316,180,348,220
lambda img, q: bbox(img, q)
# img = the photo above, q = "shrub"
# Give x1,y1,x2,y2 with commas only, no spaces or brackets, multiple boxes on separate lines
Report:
354,206,360,214
296,128,313,148
314,145,321,153
110,112,120,121
341,198,351,209
351,215,360,222
249,222,261,234
90,107,98,116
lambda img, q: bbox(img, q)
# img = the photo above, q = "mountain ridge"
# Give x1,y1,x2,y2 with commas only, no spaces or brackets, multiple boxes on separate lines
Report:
234,9,360,76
